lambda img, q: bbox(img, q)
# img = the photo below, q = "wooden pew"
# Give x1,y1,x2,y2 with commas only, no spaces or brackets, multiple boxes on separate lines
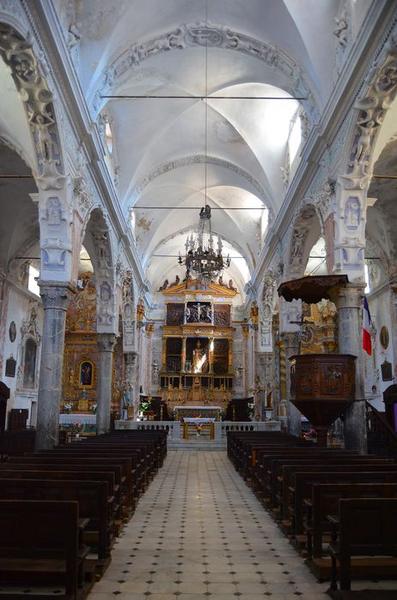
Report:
289,470,397,541
7,456,134,516
328,498,397,592
305,482,397,559
0,499,91,600
0,478,113,565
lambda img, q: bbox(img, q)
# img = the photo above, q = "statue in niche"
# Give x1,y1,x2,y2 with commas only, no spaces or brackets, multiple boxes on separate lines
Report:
344,197,361,229
291,229,306,260
192,340,206,374
250,302,259,327
137,298,145,323
100,282,111,302
46,197,62,225
124,302,133,320
35,114,57,160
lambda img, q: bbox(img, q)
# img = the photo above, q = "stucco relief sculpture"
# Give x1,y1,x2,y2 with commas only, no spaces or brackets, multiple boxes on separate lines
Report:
344,196,361,229
93,23,316,124
0,24,64,189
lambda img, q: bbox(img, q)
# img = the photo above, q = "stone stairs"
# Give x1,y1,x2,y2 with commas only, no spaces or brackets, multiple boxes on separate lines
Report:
168,437,226,451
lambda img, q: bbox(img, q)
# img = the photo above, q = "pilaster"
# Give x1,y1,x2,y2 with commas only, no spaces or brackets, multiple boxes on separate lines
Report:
96,333,117,434
36,282,74,449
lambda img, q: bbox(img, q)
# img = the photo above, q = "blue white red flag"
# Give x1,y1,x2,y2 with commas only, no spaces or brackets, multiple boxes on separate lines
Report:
362,296,373,356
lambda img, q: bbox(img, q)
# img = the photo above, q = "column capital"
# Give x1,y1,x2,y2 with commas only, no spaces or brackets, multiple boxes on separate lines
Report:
334,282,366,310
97,332,117,352
38,281,75,311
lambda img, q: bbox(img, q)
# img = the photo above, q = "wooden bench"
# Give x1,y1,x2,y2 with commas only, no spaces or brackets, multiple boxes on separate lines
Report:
7,456,134,516
0,478,113,563
305,482,397,559
328,498,397,592
0,499,91,600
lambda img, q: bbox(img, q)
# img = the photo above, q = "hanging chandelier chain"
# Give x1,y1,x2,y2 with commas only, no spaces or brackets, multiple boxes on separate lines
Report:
177,0,231,285
204,0,208,204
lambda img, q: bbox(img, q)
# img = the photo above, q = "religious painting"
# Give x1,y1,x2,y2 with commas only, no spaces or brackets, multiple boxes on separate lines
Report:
23,338,37,388
8,321,16,343
79,360,94,387
165,338,182,372
213,304,231,326
166,303,184,326
213,339,229,375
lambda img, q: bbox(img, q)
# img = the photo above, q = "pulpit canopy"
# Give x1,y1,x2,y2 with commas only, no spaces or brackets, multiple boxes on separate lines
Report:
277,274,349,304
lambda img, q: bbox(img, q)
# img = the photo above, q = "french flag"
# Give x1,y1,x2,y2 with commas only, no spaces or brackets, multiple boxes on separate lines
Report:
362,297,373,356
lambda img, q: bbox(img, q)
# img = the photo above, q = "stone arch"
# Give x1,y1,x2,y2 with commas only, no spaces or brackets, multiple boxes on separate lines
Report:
285,203,324,280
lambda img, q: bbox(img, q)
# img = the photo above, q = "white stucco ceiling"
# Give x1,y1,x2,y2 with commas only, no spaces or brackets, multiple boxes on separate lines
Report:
52,0,373,299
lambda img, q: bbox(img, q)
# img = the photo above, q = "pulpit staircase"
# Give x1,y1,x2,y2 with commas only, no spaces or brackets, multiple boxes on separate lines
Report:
366,401,397,458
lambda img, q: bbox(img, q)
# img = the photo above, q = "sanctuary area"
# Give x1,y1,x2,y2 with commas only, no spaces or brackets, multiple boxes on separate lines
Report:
1,1,397,599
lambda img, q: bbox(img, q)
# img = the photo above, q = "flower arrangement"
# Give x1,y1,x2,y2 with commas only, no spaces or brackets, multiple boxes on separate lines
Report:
91,402,97,414
63,402,73,414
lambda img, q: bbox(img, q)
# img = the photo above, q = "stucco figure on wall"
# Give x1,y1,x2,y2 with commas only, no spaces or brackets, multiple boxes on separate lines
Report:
344,197,361,229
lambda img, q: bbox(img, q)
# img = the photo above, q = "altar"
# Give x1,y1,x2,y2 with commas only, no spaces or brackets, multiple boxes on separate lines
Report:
173,405,222,421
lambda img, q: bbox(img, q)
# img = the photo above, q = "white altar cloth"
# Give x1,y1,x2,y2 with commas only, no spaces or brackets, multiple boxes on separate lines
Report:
183,417,215,424
59,413,96,425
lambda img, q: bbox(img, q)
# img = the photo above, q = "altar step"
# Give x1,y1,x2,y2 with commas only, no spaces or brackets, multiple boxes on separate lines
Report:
167,438,226,451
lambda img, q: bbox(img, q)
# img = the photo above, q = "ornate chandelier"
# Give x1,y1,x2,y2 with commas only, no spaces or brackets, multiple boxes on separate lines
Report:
178,205,230,283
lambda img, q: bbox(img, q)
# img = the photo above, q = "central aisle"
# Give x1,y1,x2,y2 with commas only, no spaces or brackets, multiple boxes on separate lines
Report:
90,451,329,600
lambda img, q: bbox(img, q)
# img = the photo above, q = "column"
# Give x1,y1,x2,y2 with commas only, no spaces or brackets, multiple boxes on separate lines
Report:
335,283,367,453
281,331,302,437
96,333,117,435
124,352,138,419
242,323,250,395
36,282,74,450
209,337,214,374
181,337,187,371
145,323,155,393
389,279,397,368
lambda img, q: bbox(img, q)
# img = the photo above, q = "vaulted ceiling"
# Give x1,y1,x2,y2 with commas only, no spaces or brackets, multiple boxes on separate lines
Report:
53,1,373,296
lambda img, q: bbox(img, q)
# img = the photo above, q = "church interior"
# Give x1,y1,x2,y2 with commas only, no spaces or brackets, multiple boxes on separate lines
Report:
1,1,397,598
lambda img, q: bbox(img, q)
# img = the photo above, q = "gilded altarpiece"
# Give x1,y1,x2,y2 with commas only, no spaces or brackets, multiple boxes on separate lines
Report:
159,279,236,411
300,300,338,354
61,273,123,414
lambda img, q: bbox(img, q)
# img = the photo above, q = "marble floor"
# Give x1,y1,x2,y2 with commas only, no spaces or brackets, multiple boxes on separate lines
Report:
88,451,396,600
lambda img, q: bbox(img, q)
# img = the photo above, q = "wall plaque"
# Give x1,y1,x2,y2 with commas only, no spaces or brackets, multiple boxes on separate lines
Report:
5,356,16,378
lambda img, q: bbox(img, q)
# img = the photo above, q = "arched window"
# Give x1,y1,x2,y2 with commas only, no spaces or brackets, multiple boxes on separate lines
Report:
23,338,37,388
105,120,113,155
288,110,302,166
